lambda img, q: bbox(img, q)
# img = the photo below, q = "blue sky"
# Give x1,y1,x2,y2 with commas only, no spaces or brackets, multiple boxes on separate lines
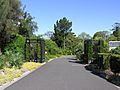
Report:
21,0,120,36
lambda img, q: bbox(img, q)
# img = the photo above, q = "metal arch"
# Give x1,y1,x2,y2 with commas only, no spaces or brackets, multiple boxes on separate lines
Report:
24,38,45,63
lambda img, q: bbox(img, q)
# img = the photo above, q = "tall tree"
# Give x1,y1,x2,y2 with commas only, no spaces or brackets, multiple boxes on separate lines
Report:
18,11,38,37
112,23,120,41
52,17,72,49
65,32,81,54
0,0,21,52
93,31,110,40
109,34,117,41
78,32,91,40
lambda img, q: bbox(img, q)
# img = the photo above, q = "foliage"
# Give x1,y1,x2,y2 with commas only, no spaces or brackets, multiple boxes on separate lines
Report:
109,34,117,41
98,53,120,74
0,62,42,86
0,0,38,53
78,32,91,40
25,37,42,61
52,17,72,49
0,0,22,52
112,23,120,41
0,68,23,85
76,51,83,60
62,49,72,55
18,12,38,37
4,68,22,78
22,62,41,71
97,53,110,70
0,55,5,69
87,40,93,61
65,32,81,54
99,40,109,53
45,39,63,55
93,31,110,40
0,51,24,68
110,54,120,74
5,34,25,53
1,35,25,68
45,54,57,61
44,31,54,39
111,46,120,54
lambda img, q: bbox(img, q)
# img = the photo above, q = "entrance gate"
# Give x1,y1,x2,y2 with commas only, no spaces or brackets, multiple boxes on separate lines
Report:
24,38,45,63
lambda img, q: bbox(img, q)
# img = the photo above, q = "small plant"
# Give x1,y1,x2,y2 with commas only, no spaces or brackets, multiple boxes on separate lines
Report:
3,51,24,68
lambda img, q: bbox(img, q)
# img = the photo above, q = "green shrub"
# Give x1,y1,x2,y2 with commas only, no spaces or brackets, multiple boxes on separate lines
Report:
86,40,93,61
2,51,24,68
3,35,25,68
9,52,24,68
98,53,120,74
62,49,72,55
111,46,120,54
45,40,63,55
76,51,82,60
5,35,25,54
110,54,120,74
98,53,110,70
99,40,109,53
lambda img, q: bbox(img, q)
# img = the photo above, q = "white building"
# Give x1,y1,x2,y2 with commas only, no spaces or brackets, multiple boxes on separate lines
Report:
109,41,120,51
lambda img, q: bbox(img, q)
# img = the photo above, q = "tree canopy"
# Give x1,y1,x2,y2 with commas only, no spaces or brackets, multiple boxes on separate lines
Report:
0,0,38,52
52,17,72,49
0,0,22,52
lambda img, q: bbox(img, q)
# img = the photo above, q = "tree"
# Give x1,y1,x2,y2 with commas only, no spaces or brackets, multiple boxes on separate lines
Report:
109,34,117,41
78,32,91,53
18,11,38,37
93,31,110,40
0,0,21,52
78,32,91,40
112,23,120,41
65,32,80,54
52,17,72,49
44,31,54,39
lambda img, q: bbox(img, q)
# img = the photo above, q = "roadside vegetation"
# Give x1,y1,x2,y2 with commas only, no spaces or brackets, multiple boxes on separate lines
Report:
76,23,120,86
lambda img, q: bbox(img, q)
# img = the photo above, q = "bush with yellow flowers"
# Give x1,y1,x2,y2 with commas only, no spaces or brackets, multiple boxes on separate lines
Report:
0,62,42,86
21,62,41,71
0,68,22,85
0,75,7,85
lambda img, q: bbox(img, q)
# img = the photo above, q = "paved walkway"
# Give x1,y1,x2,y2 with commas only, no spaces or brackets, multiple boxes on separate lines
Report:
4,56,119,90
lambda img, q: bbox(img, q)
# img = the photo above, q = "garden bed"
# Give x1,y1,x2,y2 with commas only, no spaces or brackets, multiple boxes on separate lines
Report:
85,64,120,86
0,62,42,86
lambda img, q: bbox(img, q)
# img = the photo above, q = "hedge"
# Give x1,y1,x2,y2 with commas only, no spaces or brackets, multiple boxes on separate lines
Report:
97,53,120,74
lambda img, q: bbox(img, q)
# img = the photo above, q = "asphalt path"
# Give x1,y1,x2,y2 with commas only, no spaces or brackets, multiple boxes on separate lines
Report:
4,56,119,90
